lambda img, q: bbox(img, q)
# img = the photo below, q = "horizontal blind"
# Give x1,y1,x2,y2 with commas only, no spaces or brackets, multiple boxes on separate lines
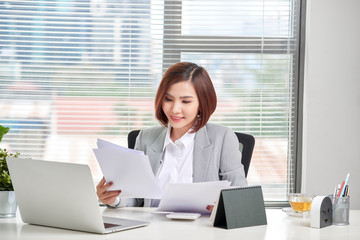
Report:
0,0,301,202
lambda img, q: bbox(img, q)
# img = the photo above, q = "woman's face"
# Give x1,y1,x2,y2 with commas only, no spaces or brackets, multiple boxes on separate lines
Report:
162,81,199,135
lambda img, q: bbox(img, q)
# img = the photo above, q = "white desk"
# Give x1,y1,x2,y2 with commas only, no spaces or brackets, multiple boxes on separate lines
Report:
1,207,359,240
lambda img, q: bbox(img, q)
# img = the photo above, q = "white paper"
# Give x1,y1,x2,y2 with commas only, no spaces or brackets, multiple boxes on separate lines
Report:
96,138,144,155
93,147,162,199
156,181,231,214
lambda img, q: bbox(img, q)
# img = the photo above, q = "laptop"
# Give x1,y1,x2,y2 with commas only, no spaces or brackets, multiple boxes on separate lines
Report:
7,157,149,234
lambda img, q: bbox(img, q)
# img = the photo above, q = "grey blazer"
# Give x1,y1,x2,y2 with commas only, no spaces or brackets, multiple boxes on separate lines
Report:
134,122,248,187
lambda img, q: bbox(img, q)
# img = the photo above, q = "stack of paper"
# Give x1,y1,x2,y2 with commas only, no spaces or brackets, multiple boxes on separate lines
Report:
93,138,162,199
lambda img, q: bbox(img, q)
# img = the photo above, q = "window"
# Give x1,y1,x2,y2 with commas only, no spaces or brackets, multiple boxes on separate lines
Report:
0,0,304,203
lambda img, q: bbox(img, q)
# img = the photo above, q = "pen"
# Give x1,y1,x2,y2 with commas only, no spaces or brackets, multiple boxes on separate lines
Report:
339,173,350,198
343,185,349,197
333,185,338,197
337,181,345,197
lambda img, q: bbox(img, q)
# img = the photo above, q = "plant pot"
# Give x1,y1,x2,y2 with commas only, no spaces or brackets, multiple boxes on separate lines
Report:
0,191,17,218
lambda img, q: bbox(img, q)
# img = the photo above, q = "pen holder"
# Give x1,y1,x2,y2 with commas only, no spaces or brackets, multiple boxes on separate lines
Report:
329,196,350,225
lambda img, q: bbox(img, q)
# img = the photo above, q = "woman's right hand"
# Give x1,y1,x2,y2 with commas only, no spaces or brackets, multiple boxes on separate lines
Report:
96,177,121,205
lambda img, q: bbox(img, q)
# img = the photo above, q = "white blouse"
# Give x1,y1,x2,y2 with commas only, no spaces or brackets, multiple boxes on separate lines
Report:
156,127,195,190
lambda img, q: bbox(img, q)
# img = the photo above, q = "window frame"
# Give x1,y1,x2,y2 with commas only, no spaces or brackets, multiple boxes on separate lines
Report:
162,0,306,206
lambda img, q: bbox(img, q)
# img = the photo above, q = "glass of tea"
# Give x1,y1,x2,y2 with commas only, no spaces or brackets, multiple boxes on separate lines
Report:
289,193,315,212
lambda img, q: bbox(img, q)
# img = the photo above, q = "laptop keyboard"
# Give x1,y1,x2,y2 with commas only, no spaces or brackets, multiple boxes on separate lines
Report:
104,223,121,229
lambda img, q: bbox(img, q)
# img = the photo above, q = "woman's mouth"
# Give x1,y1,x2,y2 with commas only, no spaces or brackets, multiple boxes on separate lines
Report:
170,116,183,122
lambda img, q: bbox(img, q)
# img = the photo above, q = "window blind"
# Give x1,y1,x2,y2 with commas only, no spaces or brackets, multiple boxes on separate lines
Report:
0,0,302,202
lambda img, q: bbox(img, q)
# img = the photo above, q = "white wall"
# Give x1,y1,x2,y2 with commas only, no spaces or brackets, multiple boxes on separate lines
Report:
303,0,360,209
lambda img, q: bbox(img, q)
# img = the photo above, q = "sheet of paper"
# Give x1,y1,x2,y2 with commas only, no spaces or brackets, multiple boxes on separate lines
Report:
96,138,144,155
156,181,231,214
93,148,162,199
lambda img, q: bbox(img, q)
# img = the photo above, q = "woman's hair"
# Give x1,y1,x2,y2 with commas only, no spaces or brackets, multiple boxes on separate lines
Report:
154,62,217,132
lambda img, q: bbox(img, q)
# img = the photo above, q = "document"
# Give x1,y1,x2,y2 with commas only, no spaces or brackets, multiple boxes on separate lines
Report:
156,181,231,214
96,138,144,155
93,139,162,199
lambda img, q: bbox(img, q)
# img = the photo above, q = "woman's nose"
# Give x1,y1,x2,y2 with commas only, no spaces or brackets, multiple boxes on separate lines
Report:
171,101,181,113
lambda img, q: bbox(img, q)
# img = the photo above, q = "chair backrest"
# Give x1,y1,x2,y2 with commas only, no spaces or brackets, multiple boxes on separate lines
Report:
127,129,141,149
127,130,255,177
234,132,255,177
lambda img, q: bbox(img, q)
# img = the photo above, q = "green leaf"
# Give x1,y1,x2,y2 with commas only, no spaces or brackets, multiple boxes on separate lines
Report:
0,125,10,143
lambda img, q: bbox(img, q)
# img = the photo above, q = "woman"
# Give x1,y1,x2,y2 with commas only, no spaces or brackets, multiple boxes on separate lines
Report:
97,62,247,207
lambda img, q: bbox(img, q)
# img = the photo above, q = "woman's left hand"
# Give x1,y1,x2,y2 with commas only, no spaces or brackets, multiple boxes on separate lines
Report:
206,205,214,212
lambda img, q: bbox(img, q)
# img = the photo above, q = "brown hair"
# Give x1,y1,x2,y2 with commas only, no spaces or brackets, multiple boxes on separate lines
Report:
154,62,217,132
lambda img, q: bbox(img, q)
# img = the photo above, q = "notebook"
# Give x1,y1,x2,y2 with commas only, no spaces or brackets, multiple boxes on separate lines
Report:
210,185,267,229
7,157,149,234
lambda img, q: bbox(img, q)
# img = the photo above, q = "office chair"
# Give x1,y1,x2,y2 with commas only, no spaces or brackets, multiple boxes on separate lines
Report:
127,129,141,149
127,130,255,177
234,132,255,177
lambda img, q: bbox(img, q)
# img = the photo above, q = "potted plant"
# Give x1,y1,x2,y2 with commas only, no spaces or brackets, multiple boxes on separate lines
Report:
0,125,19,218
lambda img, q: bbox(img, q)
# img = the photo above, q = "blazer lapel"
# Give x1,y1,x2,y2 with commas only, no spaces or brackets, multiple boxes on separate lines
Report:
193,126,213,182
146,129,167,175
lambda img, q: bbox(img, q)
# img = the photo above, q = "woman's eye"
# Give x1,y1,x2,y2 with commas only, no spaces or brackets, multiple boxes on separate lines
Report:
164,97,172,101
183,100,191,104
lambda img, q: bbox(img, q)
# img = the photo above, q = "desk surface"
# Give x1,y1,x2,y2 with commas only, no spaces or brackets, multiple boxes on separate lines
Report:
1,207,359,240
